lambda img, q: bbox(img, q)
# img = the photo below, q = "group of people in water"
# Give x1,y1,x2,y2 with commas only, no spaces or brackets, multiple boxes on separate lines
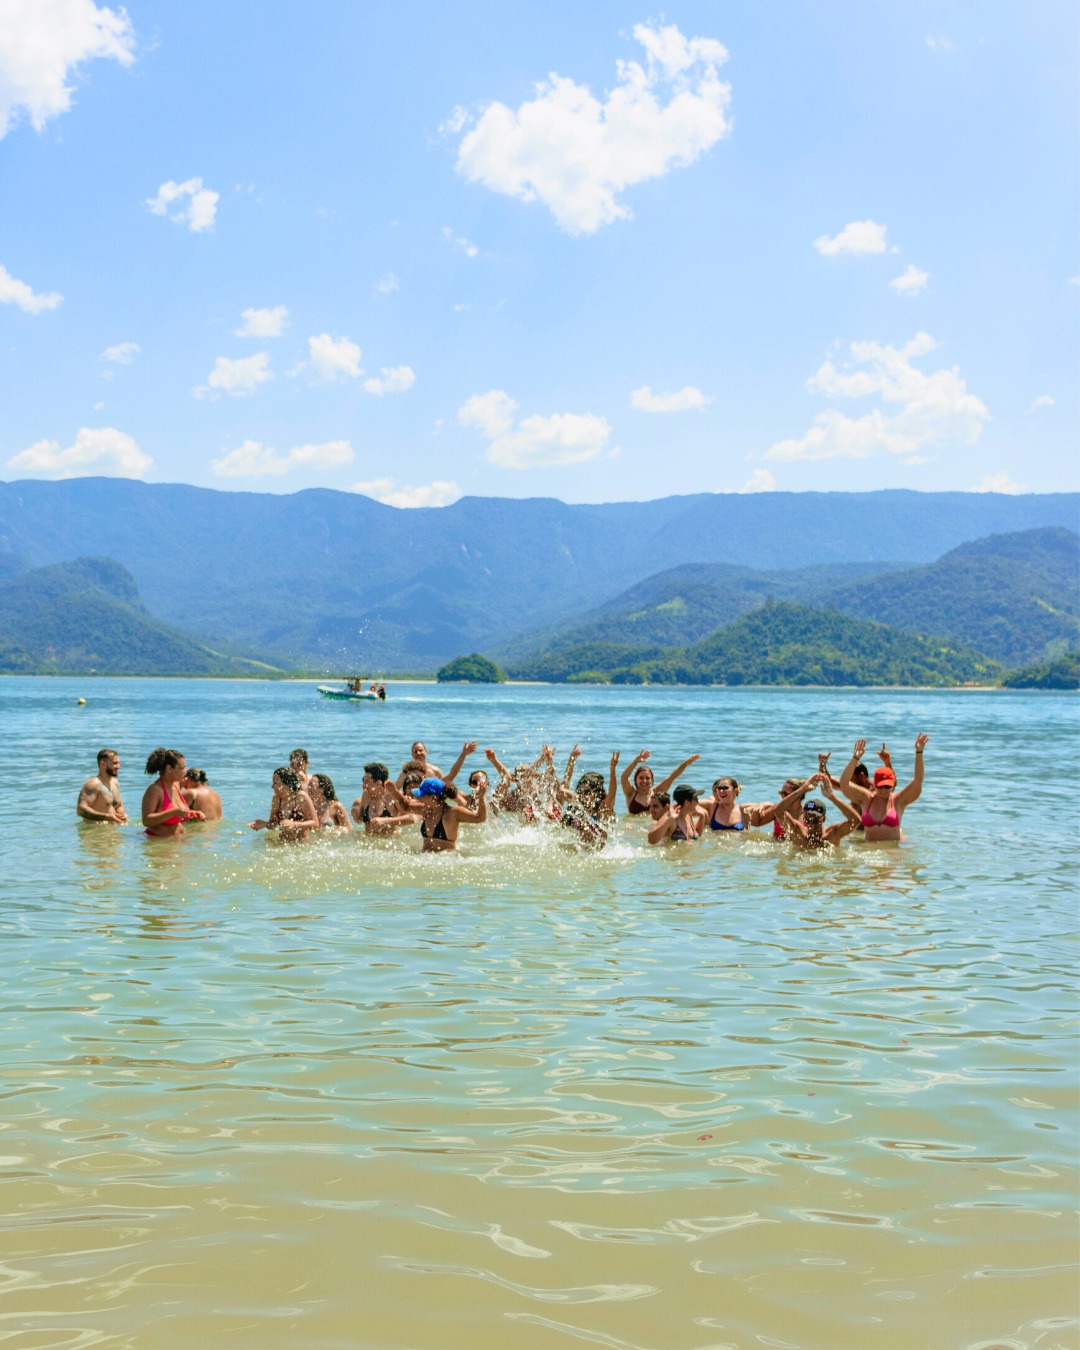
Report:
77,733,929,852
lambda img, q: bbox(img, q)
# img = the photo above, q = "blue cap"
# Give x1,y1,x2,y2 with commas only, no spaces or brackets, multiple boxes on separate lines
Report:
803,798,826,816
411,777,445,798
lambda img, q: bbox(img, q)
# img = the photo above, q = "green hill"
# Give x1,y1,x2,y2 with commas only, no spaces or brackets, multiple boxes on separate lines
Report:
1001,652,1080,690
507,601,1003,687
0,557,279,676
824,527,1079,667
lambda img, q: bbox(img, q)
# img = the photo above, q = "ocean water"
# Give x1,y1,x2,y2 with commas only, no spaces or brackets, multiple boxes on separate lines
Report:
1,677,1076,1350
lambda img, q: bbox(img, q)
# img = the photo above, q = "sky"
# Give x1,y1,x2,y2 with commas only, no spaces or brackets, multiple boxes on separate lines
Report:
0,0,1077,507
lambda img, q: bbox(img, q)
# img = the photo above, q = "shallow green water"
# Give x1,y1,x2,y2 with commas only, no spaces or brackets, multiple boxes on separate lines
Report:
1,678,1077,1349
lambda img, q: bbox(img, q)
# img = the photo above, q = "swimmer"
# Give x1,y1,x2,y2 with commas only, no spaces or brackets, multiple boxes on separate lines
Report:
699,776,771,833
621,749,702,815
839,735,928,842
500,745,561,820
817,749,875,822
782,774,862,850
755,778,810,841
351,762,414,833
142,748,204,837
249,766,319,843
410,777,487,852
77,748,127,823
396,741,444,788
308,773,352,829
290,748,313,791
558,752,620,849
443,741,480,785
648,783,709,844
180,768,222,820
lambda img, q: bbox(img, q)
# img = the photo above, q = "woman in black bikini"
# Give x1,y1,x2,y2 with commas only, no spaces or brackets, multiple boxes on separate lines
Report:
308,773,352,829
411,777,487,852
249,767,319,843
620,749,702,815
351,762,413,834
648,784,709,844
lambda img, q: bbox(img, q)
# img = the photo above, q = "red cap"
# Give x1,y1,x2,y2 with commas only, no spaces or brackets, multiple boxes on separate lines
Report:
873,767,896,787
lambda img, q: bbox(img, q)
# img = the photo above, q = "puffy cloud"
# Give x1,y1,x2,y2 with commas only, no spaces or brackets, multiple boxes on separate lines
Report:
442,227,478,258
6,425,150,478
0,0,134,138
235,305,287,338
298,333,363,384
975,473,1025,494
813,220,888,257
925,35,954,52
630,384,709,412
352,477,460,508
765,333,989,463
101,340,139,364
459,388,613,469
890,264,929,295
363,365,415,396
194,352,272,399
1029,394,1055,411
450,21,731,236
740,468,775,493
375,272,399,294
0,262,62,313
146,177,219,232
211,438,353,479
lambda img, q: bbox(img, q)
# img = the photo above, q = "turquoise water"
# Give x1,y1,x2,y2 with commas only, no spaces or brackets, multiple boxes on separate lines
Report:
1,678,1076,1349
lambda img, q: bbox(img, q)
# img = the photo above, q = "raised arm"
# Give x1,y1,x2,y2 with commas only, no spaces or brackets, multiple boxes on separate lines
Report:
894,733,928,809
817,774,862,828
451,780,488,825
602,751,620,818
444,740,478,785
654,753,701,796
484,747,512,782
562,744,581,790
838,738,872,804
620,749,649,804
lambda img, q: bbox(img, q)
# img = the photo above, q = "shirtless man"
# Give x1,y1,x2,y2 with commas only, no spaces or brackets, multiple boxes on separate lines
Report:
77,749,128,823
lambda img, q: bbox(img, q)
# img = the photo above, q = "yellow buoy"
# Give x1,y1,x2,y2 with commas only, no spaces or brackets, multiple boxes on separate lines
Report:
77,697,86,705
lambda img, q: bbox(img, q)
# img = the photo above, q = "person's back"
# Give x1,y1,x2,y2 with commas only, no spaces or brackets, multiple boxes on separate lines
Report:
181,769,222,820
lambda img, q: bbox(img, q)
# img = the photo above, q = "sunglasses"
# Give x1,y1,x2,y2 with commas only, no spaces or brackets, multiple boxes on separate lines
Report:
714,784,734,792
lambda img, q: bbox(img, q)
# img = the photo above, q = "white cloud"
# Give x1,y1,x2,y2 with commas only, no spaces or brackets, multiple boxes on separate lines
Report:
1029,394,1055,411
352,478,460,509
235,305,287,338
630,384,709,413
890,264,929,295
211,438,353,479
442,227,478,258
925,35,954,53
146,177,219,232
297,333,363,384
765,333,989,463
1070,276,1080,287
813,220,888,257
975,473,1025,494
0,0,135,138
101,340,139,364
194,352,272,399
439,105,469,136
0,263,62,313
451,21,731,236
363,365,415,396
6,425,150,478
375,272,399,294
740,468,774,493
459,388,613,469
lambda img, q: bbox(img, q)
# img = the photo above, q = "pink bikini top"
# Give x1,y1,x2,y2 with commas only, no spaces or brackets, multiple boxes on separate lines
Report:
861,795,900,830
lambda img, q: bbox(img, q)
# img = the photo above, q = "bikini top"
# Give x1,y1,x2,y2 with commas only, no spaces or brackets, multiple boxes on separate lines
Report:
861,796,900,830
671,813,701,842
361,800,393,824
627,797,651,815
709,807,745,832
421,808,448,841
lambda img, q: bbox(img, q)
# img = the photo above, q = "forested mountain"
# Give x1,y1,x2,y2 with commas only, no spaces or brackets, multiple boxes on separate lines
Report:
0,478,1074,669
0,558,276,675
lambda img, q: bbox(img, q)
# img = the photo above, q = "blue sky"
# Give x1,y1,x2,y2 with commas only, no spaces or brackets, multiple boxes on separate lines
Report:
0,0,1076,505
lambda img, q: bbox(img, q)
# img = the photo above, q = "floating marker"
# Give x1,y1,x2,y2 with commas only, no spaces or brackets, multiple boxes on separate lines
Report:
77,698,86,706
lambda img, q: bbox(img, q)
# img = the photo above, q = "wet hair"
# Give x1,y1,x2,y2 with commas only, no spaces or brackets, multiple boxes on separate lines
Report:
852,762,870,779
401,759,424,776
312,773,336,802
780,778,804,798
290,748,309,766
673,784,699,805
402,771,424,793
364,762,389,783
145,747,183,776
712,777,741,795
651,790,670,809
634,765,654,786
576,771,605,807
443,783,458,802
274,766,302,792
184,768,209,785
468,769,488,788
97,747,118,765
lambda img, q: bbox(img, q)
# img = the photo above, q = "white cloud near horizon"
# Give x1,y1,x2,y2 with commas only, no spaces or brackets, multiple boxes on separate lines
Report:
765,332,989,463
352,477,460,508
146,177,219,232
459,389,614,469
0,0,135,138
890,264,929,295
7,425,150,478
630,384,709,412
0,262,62,313
235,305,288,338
1029,394,1055,411
194,352,272,398
296,333,363,383
813,219,888,257
211,438,354,478
363,365,415,396
975,472,1025,494
442,227,478,258
101,340,139,364
740,468,775,492
451,21,731,235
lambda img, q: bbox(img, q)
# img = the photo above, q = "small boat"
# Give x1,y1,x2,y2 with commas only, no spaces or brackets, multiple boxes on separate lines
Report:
317,684,381,702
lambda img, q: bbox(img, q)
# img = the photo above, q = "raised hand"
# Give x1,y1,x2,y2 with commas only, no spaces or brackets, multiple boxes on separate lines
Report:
462,740,478,756
638,748,651,762
915,732,929,753
485,747,499,764
877,741,891,766
853,738,867,760
685,753,701,766
818,752,830,773
569,744,581,760
610,751,620,769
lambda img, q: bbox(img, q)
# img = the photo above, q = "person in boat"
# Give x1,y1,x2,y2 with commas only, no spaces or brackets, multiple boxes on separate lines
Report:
290,749,313,791
348,677,363,693
180,767,222,820
697,776,771,833
376,683,387,701
142,748,204,837
620,749,702,815
648,783,710,844
308,773,352,829
774,773,861,850
558,753,619,849
838,735,928,842
249,766,319,842
77,748,127,823
351,762,415,833
410,777,487,852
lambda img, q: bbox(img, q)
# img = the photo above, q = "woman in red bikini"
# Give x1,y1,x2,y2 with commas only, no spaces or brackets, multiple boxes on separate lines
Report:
838,734,929,841
142,748,204,837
